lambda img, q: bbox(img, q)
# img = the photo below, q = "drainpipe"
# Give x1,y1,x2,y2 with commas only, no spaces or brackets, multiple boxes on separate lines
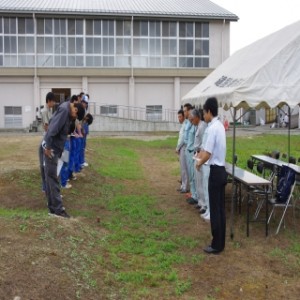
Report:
32,13,40,122
221,18,225,62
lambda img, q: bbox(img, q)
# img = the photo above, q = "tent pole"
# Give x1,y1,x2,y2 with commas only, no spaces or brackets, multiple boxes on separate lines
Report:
288,106,291,161
230,107,237,240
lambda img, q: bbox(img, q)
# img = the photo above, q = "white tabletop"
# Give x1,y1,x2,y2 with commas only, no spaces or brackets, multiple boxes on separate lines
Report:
226,163,271,186
252,155,300,175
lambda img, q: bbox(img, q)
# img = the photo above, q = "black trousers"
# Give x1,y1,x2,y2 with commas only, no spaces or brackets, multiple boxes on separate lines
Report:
208,165,227,251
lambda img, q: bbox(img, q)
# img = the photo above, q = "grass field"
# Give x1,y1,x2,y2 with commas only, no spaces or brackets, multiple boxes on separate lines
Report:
0,133,300,299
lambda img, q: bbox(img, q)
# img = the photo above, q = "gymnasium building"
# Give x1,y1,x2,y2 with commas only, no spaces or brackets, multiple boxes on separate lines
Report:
0,0,237,129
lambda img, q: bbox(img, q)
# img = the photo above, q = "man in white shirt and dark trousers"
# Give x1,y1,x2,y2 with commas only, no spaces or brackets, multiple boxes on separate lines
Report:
176,109,189,193
196,97,227,254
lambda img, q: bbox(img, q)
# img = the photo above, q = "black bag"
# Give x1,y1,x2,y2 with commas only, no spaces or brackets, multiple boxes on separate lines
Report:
276,166,295,203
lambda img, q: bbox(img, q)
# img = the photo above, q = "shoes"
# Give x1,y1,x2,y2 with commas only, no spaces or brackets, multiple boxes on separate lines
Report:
180,189,188,194
82,162,89,167
54,210,70,218
177,188,182,192
74,172,85,177
199,208,206,214
69,174,77,181
194,204,202,209
48,209,55,216
186,197,197,204
201,211,210,222
203,245,221,255
61,183,72,189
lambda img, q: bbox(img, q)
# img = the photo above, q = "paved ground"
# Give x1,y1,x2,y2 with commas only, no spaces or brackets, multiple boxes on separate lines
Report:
0,125,299,140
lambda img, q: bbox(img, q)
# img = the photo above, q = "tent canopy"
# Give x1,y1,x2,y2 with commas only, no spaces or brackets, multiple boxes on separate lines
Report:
182,20,300,111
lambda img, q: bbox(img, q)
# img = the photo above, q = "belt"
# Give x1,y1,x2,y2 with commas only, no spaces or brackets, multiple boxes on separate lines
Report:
210,165,225,169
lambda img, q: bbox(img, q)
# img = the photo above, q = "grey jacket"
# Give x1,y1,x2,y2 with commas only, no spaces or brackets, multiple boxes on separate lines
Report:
44,101,71,156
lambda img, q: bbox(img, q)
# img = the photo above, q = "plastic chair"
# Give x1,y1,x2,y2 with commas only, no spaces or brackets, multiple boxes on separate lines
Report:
251,166,275,220
289,156,296,164
271,150,280,159
247,159,254,171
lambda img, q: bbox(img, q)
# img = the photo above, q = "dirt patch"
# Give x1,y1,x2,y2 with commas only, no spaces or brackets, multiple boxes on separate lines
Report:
0,135,300,299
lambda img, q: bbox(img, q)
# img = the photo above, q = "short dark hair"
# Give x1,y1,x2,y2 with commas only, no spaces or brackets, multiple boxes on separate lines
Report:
70,95,78,103
79,92,85,97
177,109,184,116
203,97,218,117
85,113,93,125
74,103,85,121
198,108,204,120
46,92,55,103
183,103,193,111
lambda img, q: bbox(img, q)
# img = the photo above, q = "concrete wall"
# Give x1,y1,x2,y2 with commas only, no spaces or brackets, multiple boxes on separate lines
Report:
0,77,34,128
90,115,181,132
210,20,230,68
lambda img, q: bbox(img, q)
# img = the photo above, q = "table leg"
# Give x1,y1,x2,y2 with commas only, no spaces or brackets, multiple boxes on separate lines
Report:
265,189,269,237
247,186,250,237
239,182,242,214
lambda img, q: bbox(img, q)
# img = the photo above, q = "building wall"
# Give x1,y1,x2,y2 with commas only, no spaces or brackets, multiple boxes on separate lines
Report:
209,20,230,68
0,18,231,129
0,77,34,128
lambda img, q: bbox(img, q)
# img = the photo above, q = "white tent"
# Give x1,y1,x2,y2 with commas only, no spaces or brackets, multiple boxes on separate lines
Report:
182,20,300,238
182,20,300,111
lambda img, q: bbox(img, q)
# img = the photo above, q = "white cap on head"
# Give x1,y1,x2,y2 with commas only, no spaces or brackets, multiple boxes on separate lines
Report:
82,95,89,103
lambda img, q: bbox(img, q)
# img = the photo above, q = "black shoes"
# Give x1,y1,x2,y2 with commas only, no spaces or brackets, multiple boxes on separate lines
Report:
199,208,206,214
203,245,222,255
49,210,70,218
186,197,197,204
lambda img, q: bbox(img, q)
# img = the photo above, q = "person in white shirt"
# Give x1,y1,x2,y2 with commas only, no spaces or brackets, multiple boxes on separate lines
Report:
176,109,189,193
196,97,227,255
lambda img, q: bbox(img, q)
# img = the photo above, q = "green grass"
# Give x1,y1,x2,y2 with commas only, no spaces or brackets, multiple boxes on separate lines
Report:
1,134,300,299
226,135,300,168
85,137,203,297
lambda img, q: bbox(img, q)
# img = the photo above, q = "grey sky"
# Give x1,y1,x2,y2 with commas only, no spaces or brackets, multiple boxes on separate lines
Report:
211,0,300,54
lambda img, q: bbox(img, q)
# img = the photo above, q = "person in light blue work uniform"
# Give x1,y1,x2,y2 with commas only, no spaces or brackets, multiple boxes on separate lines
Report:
190,109,207,215
184,105,198,205
176,109,189,193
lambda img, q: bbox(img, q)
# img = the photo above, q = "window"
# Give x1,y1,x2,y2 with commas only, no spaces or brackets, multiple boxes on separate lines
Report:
54,19,66,35
102,20,114,36
18,18,34,34
179,22,193,37
4,18,17,34
195,22,209,38
149,21,161,37
4,106,22,128
0,17,210,69
146,105,162,121
116,20,131,36
86,19,101,35
37,18,53,35
162,22,177,37
100,105,117,116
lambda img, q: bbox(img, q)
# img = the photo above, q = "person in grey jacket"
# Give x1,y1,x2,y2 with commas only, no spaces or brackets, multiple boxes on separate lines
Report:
43,100,85,218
